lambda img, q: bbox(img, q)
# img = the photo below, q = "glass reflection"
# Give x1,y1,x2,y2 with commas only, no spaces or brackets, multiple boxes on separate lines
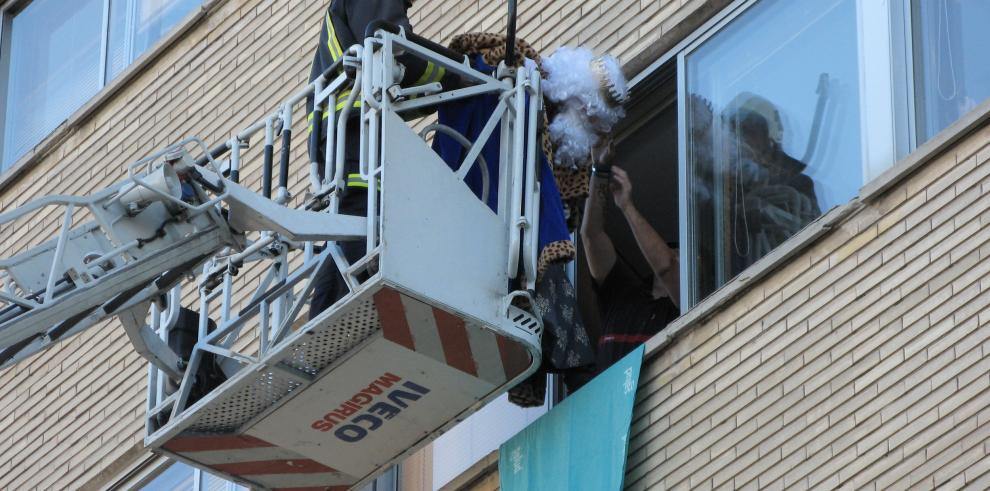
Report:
685,0,861,304
913,0,990,141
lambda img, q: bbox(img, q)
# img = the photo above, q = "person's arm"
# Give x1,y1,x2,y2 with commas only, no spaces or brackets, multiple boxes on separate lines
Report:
346,0,461,94
346,0,413,37
580,145,617,284
306,11,333,165
611,166,680,307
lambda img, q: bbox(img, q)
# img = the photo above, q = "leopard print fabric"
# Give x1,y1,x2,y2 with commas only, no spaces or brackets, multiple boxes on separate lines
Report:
537,240,576,277
449,33,592,273
449,33,590,214
449,32,541,71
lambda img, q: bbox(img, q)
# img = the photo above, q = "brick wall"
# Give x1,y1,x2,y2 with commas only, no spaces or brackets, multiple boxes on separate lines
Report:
626,121,990,489
411,0,710,68
0,1,324,488
0,0,716,489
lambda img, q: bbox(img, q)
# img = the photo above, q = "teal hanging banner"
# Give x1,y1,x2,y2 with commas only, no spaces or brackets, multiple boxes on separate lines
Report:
499,346,643,491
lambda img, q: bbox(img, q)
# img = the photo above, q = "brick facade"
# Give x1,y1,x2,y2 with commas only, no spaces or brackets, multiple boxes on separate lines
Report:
625,122,990,490
6,0,979,489
0,0,710,488
0,1,324,488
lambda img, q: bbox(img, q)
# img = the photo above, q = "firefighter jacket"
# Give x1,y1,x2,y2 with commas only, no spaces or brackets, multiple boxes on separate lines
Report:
307,0,452,180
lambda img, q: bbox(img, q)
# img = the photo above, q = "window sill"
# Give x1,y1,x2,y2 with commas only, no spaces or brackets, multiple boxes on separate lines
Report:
0,0,229,196
645,95,990,361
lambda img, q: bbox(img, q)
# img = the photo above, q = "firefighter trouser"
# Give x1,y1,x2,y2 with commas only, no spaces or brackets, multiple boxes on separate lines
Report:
309,187,367,320
308,121,372,320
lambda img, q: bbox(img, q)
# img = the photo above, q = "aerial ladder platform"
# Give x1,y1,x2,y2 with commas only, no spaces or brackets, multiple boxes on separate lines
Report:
0,20,544,491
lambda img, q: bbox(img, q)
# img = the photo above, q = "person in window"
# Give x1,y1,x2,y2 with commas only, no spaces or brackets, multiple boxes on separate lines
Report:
581,143,680,372
307,0,456,319
723,93,821,276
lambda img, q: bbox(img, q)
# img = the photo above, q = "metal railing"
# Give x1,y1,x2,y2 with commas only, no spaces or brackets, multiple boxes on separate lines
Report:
144,26,545,433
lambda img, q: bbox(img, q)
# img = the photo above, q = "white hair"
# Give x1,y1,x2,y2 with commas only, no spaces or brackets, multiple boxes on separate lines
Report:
542,47,628,168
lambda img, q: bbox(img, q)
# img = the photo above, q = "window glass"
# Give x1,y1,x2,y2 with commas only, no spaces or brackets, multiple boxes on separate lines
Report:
684,0,861,304
106,0,201,81
139,462,248,491
141,462,196,491
202,472,238,491
0,0,201,171
1,0,103,170
912,0,990,142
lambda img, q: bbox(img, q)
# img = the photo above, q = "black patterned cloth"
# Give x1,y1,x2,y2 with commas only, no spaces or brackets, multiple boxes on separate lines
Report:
508,263,595,407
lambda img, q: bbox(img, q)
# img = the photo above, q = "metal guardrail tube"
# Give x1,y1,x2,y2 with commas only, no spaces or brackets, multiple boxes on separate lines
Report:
194,142,230,168
263,120,274,199
279,128,291,190
506,0,517,65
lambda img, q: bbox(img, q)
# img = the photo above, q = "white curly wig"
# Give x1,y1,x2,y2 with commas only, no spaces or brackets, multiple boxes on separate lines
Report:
542,47,628,168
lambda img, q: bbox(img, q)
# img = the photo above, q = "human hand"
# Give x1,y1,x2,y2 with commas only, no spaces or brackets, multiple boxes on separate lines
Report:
610,166,633,210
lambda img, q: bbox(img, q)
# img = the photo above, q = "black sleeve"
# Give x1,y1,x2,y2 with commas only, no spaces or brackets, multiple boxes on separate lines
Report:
345,0,413,38
309,9,335,84
306,10,334,165
348,0,462,89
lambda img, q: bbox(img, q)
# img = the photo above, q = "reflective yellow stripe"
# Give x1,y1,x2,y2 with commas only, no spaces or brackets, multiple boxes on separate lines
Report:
307,110,334,134
347,173,368,188
346,173,382,189
414,61,436,86
308,94,359,135
414,61,447,86
325,12,343,60
317,12,359,116
336,90,362,111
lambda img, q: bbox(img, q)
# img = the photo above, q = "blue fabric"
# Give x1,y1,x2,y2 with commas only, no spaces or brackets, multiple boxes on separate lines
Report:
431,55,571,255
499,346,644,491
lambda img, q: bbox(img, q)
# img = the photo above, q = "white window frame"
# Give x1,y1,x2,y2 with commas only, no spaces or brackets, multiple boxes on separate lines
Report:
857,0,898,182
890,0,918,160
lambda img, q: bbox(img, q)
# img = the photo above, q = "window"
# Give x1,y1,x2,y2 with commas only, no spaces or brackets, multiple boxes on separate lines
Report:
106,0,201,81
0,0,201,171
137,462,247,491
681,0,864,305
0,0,103,170
614,0,990,311
910,0,990,143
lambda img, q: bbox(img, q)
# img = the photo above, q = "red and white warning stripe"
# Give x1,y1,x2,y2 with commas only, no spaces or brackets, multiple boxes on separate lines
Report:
163,435,354,490
373,288,531,385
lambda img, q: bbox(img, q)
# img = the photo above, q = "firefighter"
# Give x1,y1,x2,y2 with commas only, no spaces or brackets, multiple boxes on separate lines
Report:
307,0,454,319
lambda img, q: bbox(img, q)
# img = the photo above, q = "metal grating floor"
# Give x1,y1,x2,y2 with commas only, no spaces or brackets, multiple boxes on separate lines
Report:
184,297,381,433
283,298,380,375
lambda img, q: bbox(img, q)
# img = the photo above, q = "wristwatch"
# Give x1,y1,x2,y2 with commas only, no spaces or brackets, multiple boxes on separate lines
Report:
592,161,612,178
